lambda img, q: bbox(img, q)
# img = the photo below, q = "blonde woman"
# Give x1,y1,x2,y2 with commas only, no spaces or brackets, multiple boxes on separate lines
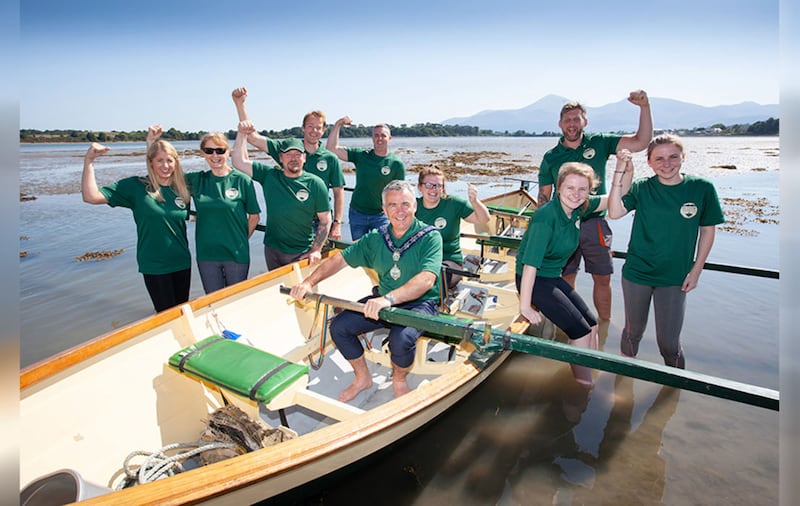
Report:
82,139,192,312
516,162,609,387
184,132,260,293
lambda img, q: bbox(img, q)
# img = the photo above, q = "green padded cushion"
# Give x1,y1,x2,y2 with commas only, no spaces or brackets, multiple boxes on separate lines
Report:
169,335,308,403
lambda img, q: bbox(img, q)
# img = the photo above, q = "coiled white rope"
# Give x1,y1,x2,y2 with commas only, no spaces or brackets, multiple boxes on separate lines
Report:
118,441,238,489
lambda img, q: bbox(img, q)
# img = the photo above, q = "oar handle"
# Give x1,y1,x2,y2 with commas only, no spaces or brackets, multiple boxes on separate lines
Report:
279,285,366,313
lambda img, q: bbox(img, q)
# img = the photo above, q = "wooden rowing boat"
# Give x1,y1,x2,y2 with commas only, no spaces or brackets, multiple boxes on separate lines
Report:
21,185,779,503
20,249,522,505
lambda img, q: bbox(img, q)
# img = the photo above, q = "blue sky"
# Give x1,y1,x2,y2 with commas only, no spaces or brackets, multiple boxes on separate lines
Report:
19,0,779,131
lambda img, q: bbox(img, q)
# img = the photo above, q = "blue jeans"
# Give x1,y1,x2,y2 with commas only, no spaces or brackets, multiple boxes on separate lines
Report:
348,208,389,241
330,294,438,368
197,261,249,294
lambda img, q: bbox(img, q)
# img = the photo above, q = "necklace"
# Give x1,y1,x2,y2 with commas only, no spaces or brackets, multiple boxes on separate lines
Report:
379,224,436,280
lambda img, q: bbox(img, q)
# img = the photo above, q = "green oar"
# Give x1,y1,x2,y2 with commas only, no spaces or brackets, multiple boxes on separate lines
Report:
459,232,780,279
279,286,779,411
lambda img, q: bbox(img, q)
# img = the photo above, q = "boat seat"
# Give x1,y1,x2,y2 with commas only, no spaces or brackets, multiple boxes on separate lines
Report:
168,335,309,404
168,336,365,423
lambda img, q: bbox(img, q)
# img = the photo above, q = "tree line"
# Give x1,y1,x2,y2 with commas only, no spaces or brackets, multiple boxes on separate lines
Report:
19,118,778,143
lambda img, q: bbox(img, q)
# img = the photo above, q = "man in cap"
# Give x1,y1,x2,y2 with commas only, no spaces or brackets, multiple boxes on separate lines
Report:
233,120,331,270
231,87,346,240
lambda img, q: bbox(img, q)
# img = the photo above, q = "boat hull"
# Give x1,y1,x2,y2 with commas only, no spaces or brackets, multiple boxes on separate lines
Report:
20,253,517,504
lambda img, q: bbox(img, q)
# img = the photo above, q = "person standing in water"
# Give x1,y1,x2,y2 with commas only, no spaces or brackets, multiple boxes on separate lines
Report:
607,136,724,368
517,162,609,387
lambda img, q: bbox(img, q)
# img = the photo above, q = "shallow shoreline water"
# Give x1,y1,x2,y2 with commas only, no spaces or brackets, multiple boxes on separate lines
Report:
19,137,779,504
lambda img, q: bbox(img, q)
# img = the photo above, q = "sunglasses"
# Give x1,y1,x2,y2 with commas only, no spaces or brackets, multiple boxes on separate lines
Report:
202,147,228,155
422,182,443,189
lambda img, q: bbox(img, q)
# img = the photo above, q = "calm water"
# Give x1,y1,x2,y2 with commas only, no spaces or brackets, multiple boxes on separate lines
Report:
20,137,779,504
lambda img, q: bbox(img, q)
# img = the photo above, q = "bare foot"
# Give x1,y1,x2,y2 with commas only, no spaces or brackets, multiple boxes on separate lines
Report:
570,364,594,389
392,377,411,397
338,378,373,402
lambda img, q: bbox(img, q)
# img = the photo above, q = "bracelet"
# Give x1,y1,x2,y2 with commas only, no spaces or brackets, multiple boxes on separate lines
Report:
333,219,342,224
614,170,626,174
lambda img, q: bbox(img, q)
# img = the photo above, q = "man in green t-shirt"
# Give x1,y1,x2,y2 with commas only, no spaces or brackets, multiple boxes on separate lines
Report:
326,116,406,241
536,90,653,321
233,121,331,271
231,87,346,240
289,180,442,403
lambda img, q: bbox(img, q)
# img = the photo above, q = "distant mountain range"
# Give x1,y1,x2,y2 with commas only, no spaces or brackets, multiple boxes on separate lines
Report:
442,95,779,133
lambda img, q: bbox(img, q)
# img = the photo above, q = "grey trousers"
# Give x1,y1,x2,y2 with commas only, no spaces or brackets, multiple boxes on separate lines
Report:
620,277,686,369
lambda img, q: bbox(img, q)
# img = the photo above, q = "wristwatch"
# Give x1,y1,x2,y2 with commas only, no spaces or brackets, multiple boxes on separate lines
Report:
333,219,342,224
384,292,396,306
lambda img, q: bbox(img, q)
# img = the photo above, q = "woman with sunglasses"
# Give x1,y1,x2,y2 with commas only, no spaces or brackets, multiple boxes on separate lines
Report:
82,138,192,312
415,166,490,290
183,131,261,294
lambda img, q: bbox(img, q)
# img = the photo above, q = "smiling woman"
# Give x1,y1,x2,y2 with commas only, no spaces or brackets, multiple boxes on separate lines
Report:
183,130,261,295
80,139,193,312
515,162,609,387
607,134,725,370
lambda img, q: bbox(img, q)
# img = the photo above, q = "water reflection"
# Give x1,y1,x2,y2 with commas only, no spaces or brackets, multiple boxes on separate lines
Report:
278,348,684,506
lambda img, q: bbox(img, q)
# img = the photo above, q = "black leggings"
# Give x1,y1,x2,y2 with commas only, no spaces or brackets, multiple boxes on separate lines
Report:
516,274,597,340
142,268,191,312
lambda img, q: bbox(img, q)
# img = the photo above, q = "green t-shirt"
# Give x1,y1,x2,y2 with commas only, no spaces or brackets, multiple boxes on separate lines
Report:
415,195,474,264
538,132,621,219
345,147,406,215
266,139,345,190
621,174,725,286
251,161,330,253
516,195,601,278
185,169,260,263
342,218,442,301
100,176,190,275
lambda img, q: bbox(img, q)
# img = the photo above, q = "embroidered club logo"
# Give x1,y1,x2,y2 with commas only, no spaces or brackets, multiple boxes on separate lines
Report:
434,217,447,229
174,197,186,209
225,188,239,199
381,165,391,176
582,148,596,160
317,160,328,172
680,202,698,219
296,189,310,202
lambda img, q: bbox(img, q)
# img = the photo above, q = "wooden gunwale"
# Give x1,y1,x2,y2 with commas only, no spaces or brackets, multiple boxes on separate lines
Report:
20,262,300,390
74,349,507,505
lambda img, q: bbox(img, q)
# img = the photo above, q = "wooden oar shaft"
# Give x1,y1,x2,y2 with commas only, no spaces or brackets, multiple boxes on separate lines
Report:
279,285,365,313
278,286,477,343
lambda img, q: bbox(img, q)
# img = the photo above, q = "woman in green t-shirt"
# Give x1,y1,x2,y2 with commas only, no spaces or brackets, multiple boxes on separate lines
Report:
516,162,608,387
82,139,192,312
415,166,490,290
185,132,260,294
608,136,724,369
